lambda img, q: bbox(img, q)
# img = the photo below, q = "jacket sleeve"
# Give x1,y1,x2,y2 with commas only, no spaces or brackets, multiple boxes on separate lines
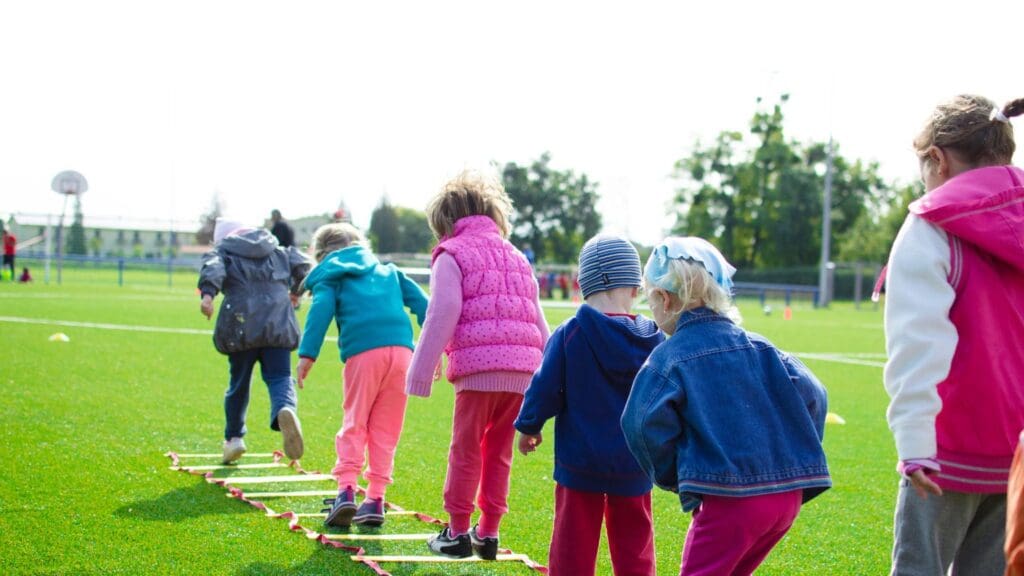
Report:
197,249,225,298
514,325,567,435
286,246,313,294
406,254,462,397
782,352,829,440
297,281,337,360
398,270,429,327
883,215,957,461
621,365,685,493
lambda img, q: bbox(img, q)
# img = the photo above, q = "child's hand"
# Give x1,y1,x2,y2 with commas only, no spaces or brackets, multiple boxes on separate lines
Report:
200,295,214,320
433,359,443,382
296,357,314,389
518,432,542,455
909,469,943,499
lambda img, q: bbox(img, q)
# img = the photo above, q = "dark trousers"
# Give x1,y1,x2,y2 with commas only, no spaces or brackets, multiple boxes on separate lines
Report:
3,254,13,280
224,347,297,440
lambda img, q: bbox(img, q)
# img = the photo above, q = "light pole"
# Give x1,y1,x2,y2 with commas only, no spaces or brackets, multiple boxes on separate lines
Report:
817,137,834,308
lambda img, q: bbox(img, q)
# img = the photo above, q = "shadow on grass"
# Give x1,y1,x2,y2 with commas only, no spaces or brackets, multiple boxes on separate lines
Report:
114,480,252,521
233,546,518,576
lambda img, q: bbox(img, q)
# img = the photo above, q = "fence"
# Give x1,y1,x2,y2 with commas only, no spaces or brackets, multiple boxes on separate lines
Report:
17,254,202,288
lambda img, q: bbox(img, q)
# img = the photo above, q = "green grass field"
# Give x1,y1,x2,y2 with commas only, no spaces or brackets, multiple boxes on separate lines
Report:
0,274,896,575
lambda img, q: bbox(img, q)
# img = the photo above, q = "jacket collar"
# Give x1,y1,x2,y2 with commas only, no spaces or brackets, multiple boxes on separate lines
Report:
674,306,729,332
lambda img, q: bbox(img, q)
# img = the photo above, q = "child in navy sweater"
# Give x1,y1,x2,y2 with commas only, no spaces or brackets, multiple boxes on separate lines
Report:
515,235,664,576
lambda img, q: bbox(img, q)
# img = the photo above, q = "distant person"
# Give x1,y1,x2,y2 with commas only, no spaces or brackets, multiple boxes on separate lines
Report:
515,235,664,576
270,209,295,248
621,236,830,576
17,267,31,283
406,170,549,559
198,217,312,464
296,222,428,528
3,230,16,281
522,244,535,266
883,95,1024,575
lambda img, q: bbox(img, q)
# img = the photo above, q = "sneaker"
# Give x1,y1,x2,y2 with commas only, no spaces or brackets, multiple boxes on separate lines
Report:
323,486,357,527
276,407,304,460
353,498,385,527
222,437,246,464
470,525,499,560
427,527,472,558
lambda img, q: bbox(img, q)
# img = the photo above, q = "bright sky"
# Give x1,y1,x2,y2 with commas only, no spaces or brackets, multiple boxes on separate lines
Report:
0,1,1018,245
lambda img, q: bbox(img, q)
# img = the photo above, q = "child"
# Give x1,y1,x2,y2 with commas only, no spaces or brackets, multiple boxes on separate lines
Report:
295,223,428,527
17,267,31,283
883,95,1024,575
406,170,549,559
621,236,831,576
515,235,664,576
198,218,312,464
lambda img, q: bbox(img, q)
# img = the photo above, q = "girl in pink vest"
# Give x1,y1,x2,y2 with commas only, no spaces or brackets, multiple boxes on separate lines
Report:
884,95,1024,575
407,170,549,560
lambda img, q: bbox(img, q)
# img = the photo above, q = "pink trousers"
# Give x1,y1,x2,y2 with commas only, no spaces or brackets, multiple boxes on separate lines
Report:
332,346,411,500
680,490,803,576
443,390,523,537
548,484,656,576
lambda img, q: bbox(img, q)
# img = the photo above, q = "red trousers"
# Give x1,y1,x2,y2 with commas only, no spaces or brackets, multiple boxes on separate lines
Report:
548,484,656,576
443,390,522,536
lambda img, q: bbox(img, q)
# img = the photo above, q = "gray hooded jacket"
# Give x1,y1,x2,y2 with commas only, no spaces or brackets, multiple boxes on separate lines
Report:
198,229,312,354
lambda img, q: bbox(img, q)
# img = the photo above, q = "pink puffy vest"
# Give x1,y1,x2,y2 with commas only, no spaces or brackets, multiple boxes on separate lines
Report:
431,215,544,380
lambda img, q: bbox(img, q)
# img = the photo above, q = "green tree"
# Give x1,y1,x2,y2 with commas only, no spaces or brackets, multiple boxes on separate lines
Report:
196,192,223,245
671,95,889,269
369,198,401,253
65,196,87,255
499,152,602,263
837,182,920,264
395,207,433,253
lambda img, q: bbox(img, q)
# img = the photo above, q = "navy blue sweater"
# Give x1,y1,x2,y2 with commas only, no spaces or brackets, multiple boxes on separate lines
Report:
514,304,664,496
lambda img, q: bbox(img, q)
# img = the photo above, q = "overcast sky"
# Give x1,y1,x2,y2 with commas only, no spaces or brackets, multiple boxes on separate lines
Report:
0,1,1018,245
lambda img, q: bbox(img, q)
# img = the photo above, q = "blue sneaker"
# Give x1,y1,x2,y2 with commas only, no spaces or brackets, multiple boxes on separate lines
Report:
353,498,385,527
427,527,472,558
323,486,356,527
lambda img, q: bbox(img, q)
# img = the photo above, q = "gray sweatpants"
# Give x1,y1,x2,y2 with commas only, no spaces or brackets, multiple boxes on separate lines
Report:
890,479,1006,576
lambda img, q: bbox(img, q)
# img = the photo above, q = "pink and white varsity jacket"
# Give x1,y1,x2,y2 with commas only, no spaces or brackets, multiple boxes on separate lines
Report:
884,165,1024,493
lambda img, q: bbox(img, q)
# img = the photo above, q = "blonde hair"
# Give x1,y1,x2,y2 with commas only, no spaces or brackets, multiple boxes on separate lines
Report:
426,170,513,239
310,223,366,262
914,94,1024,166
645,258,741,324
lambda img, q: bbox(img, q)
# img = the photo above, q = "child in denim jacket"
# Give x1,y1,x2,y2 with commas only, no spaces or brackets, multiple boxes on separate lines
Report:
621,236,830,576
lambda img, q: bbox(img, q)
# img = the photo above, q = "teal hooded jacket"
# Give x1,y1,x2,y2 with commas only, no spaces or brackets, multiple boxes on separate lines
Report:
298,245,428,362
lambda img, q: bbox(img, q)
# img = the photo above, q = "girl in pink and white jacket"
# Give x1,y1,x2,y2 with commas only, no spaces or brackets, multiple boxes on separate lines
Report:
885,95,1024,575
407,171,549,560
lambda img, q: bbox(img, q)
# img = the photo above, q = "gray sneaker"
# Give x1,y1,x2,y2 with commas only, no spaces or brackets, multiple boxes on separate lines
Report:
353,498,385,527
470,525,499,560
222,437,247,464
276,407,304,460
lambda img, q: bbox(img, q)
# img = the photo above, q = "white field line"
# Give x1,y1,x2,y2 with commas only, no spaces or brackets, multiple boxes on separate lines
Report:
2,315,885,368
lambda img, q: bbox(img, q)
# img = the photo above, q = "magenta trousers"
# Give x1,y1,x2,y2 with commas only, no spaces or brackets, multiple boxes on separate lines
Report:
443,390,523,537
548,484,656,576
680,490,803,576
331,346,411,499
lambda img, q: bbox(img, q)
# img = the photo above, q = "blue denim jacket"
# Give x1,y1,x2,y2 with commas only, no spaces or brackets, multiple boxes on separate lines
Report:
621,307,831,512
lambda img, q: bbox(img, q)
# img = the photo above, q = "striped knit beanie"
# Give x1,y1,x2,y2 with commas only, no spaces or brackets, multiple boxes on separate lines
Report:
577,235,642,298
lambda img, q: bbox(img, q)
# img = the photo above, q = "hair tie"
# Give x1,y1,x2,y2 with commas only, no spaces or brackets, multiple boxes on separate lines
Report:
990,107,1010,123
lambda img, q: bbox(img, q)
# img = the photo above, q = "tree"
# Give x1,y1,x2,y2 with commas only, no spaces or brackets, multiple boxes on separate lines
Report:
65,196,87,255
671,95,889,269
837,182,920,264
395,207,433,253
196,192,224,245
369,198,401,253
500,152,602,264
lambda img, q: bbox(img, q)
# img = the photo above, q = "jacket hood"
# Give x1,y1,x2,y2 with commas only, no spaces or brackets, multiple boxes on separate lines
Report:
575,303,663,378
304,245,379,289
911,165,1024,271
218,228,278,259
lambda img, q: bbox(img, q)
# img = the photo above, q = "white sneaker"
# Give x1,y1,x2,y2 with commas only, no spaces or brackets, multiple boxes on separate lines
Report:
277,407,304,460
222,437,247,464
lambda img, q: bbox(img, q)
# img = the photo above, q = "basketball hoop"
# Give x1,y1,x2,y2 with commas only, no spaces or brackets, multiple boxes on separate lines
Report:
51,170,88,197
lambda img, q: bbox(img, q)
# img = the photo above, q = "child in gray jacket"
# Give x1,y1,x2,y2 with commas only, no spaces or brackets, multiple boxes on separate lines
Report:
198,217,312,464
